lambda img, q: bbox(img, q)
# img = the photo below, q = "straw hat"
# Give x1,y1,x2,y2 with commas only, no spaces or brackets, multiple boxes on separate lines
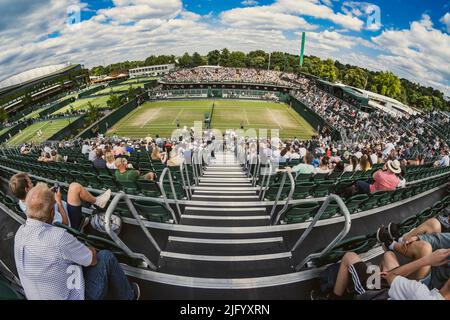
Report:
387,160,401,174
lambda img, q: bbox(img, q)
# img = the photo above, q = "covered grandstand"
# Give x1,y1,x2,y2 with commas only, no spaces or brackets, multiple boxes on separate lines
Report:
0,63,89,116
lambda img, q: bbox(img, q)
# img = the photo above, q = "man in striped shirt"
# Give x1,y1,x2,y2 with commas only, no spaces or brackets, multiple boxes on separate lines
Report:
14,184,139,300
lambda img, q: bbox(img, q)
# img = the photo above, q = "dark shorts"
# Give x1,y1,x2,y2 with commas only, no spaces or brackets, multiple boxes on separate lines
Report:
347,262,370,295
437,215,450,233
67,204,83,229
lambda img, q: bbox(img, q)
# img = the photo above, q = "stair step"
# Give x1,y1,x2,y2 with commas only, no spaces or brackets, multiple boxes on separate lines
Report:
181,215,270,227
158,252,294,278
192,186,260,191
193,190,256,195
166,237,287,255
184,206,266,217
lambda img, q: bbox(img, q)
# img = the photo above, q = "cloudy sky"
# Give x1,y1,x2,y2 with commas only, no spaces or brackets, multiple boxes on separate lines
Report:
0,0,449,95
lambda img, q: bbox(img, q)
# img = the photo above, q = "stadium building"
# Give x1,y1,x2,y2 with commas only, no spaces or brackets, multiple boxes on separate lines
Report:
129,64,175,78
0,63,89,116
0,66,449,302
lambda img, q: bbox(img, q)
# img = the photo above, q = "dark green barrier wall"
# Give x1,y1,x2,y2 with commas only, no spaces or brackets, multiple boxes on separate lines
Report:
39,98,75,117
288,95,341,140
48,116,87,141
76,97,141,139
0,122,29,144
79,85,106,98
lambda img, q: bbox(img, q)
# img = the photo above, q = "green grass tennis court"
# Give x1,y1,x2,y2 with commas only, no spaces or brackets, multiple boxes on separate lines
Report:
107,99,316,139
0,127,10,136
6,118,78,146
53,95,111,115
92,83,145,96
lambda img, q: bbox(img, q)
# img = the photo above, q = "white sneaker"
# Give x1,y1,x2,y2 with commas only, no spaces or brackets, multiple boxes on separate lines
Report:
95,189,112,208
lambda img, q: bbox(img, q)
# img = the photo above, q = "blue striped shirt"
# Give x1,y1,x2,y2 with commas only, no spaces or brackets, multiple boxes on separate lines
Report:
14,219,92,300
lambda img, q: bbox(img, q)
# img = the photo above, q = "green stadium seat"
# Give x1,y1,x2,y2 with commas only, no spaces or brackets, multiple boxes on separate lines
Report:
118,181,139,195
345,194,369,214
97,175,118,192
294,182,315,199
313,180,335,197
295,173,312,181
136,180,161,197
312,172,329,182
285,202,320,224
0,275,25,300
134,201,171,222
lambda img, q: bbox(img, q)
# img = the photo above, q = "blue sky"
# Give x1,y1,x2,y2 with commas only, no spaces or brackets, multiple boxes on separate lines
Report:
0,0,449,95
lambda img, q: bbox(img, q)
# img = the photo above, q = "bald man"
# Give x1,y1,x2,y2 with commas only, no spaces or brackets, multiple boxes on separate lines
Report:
14,184,139,300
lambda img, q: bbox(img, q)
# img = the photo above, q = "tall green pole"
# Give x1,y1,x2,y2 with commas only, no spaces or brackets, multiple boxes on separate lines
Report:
299,32,306,67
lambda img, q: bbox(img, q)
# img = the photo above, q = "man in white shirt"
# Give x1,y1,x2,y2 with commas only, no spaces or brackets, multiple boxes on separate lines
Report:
382,249,450,300
382,141,395,157
81,142,91,155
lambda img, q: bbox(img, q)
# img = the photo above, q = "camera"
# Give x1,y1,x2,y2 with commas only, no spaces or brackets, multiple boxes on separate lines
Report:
51,183,60,194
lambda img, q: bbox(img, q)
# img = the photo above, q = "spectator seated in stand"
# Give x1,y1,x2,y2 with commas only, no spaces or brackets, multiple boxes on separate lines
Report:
9,172,111,229
356,160,401,194
14,184,140,300
114,157,157,183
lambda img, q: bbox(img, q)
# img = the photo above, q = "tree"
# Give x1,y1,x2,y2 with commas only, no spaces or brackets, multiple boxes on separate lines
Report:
246,50,267,68
219,48,230,67
86,102,101,123
192,52,206,67
251,56,266,69
269,52,287,71
0,108,8,122
108,94,121,109
311,59,338,82
207,50,221,66
228,51,247,67
369,71,402,100
416,96,433,111
127,85,137,100
91,66,106,76
178,52,193,68
342,68,367,89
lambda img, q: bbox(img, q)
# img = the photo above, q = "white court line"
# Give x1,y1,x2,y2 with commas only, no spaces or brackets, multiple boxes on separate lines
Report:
266,107,284,130
172,108,184,125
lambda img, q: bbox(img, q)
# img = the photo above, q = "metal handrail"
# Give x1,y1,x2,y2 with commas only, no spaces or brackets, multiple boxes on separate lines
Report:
260,160,273,200
252,154,261,187
181,160,193,199
291,194,352,271
158,168,180,224
191,149,200,186
179,159,192,200
273,171,296,225
104,192,159,270
269,172,287,218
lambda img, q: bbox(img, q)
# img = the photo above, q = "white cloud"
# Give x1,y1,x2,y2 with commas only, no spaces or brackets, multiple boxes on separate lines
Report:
241,0,258,6
371,14,450,95
276,0,364,31
0,1,448,97
95,0,182,24
440,12,450,33
221,7,317,30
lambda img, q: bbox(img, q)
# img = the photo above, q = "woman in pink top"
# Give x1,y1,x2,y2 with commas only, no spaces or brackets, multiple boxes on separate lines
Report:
356,160,401,194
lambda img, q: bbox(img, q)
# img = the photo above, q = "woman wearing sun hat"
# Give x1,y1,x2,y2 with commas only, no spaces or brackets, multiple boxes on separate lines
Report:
356,160,401,194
